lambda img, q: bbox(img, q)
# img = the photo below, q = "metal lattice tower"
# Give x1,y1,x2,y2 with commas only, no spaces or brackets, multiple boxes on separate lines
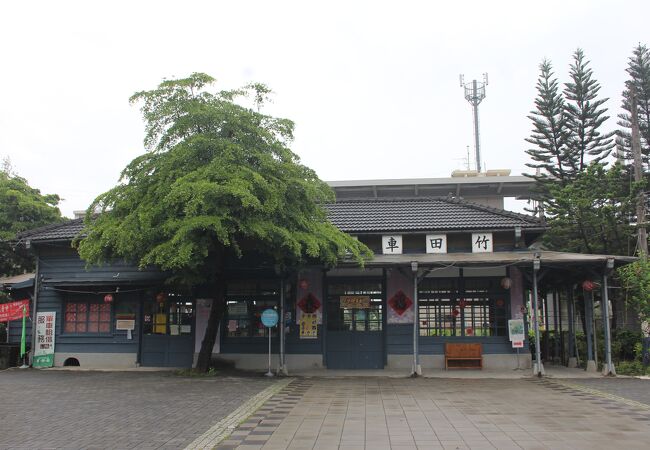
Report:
459,73,488,173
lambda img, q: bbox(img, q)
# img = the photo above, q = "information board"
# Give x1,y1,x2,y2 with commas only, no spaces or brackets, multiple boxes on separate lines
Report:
33,312,56,368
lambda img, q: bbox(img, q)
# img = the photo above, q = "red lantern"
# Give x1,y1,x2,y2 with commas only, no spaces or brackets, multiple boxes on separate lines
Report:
466,327,474,336
103,294,114,304
156,292,167,302
582,280,595,292
496,298,505,307
500,277,512,289
299,279,309,290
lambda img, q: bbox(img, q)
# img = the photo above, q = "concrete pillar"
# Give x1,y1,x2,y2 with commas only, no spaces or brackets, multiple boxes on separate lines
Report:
567,287,577,368
584,290,597,372
601,271,616,376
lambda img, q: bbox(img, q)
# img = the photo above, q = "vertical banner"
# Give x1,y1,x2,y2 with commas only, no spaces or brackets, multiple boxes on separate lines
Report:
33,312,56,368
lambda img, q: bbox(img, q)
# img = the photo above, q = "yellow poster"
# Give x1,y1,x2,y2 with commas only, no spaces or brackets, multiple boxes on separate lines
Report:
154,313,167,334
299,312,318,339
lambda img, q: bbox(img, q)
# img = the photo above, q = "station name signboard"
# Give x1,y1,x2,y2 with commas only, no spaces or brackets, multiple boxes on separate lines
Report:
340,296,371,309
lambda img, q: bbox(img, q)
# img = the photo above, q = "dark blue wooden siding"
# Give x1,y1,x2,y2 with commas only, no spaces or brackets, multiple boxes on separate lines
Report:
35,247,164,357
386,324,524,354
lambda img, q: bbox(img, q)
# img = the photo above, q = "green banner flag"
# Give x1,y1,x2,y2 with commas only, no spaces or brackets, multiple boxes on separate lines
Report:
20,305,26,358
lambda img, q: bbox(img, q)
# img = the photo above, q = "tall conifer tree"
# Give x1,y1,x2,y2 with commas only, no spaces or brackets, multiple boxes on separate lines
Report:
525,60,570,196
616,44,650,165
563,49,615,175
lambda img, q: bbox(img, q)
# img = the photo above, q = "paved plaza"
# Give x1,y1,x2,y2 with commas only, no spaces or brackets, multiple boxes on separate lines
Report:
1,370,650,449
0,369,275,449
216,377,650,450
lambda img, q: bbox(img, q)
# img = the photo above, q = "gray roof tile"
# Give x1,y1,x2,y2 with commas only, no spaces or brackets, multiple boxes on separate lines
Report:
326,197,543,232
17,197,543,242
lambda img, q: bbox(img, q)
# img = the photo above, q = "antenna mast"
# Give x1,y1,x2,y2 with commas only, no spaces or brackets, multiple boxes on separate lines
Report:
459,73,488,173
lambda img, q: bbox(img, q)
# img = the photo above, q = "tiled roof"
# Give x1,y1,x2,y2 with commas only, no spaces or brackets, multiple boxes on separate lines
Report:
16,197,543,242
326,197,543,233
16,218,85,242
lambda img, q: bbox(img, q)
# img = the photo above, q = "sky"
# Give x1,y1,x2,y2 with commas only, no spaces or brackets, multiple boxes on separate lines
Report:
1,0,648,218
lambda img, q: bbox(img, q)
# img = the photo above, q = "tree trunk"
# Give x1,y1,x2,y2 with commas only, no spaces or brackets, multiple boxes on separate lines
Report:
196,282,226,372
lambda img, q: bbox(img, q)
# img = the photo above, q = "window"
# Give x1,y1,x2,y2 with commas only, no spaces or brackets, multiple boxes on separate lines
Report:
143,297,193,336
64,302,111,334
225,280,280,338
327,280,383,332
418,277,507,337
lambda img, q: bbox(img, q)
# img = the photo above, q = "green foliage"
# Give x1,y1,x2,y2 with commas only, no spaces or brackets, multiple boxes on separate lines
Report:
563,49,615,172
525,60,571,194
542,162,635,254
76,73,371,286
617,255,650,322
616,360,649,376
612,329,644,361
616,44,650,162
0,159,63,276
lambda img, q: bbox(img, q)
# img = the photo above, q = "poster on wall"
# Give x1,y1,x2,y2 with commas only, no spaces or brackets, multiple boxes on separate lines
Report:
296,292,322,325
299,312,318,339
387,290,414,324
33,312,56,368
508,319,525,344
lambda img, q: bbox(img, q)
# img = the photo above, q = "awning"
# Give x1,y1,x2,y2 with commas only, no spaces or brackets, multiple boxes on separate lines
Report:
0,273,35,290
351,251,635,268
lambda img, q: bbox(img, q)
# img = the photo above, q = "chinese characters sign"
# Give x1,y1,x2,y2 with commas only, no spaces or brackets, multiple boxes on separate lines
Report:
33,312,56,368
471,233,493,253
340,296,371,309
426,234,447,254
0,299,30,322
299,313,318,339
382,235,402,254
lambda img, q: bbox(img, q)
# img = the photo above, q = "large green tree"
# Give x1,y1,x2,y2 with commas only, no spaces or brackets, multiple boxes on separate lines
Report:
542,162,635,255
616,44,650,165
76,73,371,371
563,49,615,175
0,159,63,277
525,60,570,186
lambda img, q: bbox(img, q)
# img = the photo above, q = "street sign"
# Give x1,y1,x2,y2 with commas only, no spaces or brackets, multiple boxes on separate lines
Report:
261,309,279,327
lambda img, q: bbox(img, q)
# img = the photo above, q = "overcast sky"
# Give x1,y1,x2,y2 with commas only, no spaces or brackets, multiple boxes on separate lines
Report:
1,0,648,218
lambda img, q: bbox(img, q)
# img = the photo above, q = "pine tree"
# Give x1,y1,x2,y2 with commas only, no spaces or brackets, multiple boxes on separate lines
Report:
564,49,615,175
525,60,570,194
616,44,650,166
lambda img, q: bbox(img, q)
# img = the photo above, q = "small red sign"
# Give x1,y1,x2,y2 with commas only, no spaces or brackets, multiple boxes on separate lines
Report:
512,340,524,348
388,290,412,316
0,299,30,322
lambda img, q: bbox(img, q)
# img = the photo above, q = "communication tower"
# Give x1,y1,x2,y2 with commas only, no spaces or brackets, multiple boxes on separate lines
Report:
459,73,488,173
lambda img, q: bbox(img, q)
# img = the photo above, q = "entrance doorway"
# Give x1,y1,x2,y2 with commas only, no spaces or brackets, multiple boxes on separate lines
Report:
326,279,384,369
141,296,194,367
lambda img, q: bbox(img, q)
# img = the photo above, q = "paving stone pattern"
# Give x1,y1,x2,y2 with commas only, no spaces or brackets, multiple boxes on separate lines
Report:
219,377,650,450
555,378,650,407
0,369,275,450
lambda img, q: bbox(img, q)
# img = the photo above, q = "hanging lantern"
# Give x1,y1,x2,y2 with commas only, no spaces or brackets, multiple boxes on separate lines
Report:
496,298,505,307
299,279,309,290
103,294,114,304
500,277,512,290
582,280,595,292
156,292,167,303
466,327,474,336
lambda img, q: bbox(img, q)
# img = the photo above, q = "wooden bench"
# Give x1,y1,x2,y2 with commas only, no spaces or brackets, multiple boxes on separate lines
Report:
445,343,483,369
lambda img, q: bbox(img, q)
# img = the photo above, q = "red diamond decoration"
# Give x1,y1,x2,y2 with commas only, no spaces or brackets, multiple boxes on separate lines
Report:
297,293,321,313
388,290,413,316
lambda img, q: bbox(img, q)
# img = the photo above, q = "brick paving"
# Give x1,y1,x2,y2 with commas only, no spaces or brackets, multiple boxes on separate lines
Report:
217,377,650,450
555,377,650,407
0,369,276,449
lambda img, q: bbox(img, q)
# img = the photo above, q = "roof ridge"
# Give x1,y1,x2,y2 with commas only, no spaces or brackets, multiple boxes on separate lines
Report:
15,217,84,240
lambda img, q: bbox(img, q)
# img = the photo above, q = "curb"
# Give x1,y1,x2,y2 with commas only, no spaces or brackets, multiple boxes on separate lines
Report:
184,377,294,449
550,379,650,411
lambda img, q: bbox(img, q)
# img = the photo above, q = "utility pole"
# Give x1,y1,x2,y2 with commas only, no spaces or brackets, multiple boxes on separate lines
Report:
460,73,488,173
631,86,648,255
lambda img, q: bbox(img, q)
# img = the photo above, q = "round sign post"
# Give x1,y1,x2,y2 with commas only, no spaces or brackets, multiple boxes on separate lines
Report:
261,309,279,377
